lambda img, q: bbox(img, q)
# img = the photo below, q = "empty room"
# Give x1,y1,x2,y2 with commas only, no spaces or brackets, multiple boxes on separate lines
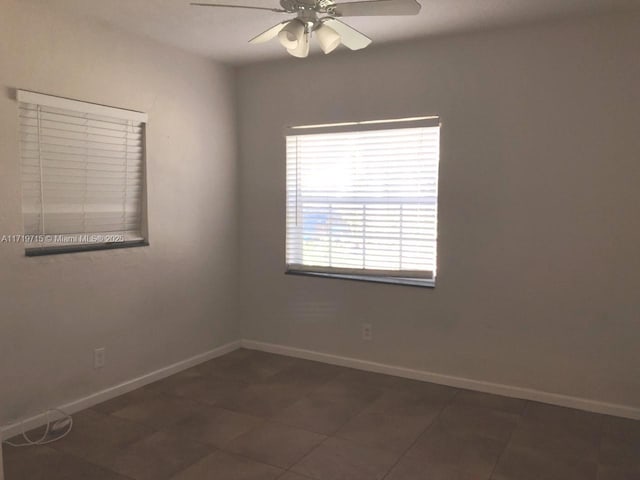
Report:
0,0,639,479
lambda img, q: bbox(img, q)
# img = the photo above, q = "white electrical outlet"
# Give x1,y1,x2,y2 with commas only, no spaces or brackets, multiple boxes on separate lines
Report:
94,347,106,369
362,323,373,341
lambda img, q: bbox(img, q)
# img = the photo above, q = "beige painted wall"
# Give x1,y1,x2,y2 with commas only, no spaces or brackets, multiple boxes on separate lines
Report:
0,0,239,426
237,13,640,408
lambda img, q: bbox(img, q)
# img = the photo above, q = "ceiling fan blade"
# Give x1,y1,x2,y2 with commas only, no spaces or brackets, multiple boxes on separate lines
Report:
322,18,372,50
333,0,421,17
190,3,286,13
249,21,289,44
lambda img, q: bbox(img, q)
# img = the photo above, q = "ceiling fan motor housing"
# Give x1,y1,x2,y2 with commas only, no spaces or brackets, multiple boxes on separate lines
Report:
280,0,337,14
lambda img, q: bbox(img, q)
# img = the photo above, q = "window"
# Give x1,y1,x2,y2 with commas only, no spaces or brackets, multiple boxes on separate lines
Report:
17,90,148,256
285,116,440,287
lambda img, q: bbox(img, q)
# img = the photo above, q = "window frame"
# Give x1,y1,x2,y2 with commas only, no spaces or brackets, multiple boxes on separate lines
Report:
284,116,441,288
17,90,149,256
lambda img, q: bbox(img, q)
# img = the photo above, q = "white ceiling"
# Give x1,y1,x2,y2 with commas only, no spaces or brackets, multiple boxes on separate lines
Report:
35,0,640,64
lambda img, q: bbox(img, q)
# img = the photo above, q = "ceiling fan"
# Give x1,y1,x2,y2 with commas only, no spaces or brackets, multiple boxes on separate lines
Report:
191,0,422,58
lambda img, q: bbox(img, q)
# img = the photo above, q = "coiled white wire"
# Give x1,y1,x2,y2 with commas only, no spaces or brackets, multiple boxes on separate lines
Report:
3,409,73,447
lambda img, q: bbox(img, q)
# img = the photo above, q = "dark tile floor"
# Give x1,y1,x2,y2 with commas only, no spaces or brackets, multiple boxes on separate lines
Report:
3,348,640,480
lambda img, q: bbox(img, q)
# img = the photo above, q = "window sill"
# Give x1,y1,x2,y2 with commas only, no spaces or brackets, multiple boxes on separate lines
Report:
285,270,435,288
25,240,149,257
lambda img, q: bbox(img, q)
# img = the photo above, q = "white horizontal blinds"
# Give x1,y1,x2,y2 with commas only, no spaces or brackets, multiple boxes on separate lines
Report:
286,119,440,280
18,91,147,246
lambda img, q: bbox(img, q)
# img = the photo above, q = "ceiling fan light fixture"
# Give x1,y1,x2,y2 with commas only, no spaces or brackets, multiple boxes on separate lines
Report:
192,0,424,59
278,19,305,49
315,23,341,54
287,31,310,58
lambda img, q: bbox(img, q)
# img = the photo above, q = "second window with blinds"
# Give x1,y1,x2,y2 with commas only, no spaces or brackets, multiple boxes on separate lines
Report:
285,117,441,287
18,91,148,256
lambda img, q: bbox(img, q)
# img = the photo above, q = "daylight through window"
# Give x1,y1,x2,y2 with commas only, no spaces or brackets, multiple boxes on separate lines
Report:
285,117,440,287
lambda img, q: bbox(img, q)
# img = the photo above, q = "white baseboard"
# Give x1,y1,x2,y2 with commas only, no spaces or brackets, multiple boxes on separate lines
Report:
0,340,242,441
241,339,640,420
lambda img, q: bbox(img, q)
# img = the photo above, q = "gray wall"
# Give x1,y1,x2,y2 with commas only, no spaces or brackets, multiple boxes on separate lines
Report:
0,0,239,426
237,13,640,409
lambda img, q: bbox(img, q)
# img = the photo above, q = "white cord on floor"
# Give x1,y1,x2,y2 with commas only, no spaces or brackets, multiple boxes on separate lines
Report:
3,409,73,447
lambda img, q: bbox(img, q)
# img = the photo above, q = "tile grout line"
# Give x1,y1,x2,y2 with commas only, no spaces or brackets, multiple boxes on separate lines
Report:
279,468,317,480
3,442,139,480
594,412,607,477
379,388,461,480
173,355,345,479
40,411,157,480
486,399,530,480
212,422,329,475
47,419,214,480
284,434,333,479
281,381,384,478
280,375,393,480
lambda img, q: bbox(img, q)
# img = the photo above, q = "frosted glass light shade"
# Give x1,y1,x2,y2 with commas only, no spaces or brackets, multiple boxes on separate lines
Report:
315,24,341,54
287,31,310,58
278,20,305,49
